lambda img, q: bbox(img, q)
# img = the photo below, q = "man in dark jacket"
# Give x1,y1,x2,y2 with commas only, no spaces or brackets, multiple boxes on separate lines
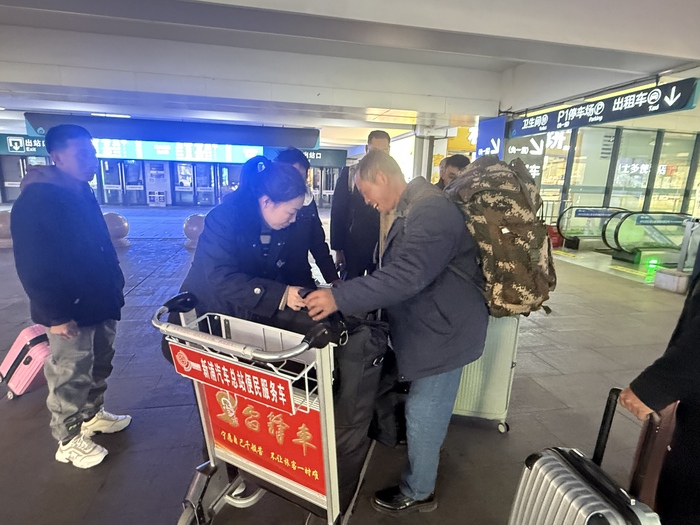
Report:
330,130,390,279
435,154,471,190
305,150,488,515
620,260,700,525
274,148,338,286
11,124,130,469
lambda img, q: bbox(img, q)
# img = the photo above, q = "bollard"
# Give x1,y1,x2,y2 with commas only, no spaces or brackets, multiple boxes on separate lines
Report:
103,212,130,248
0,210,11,249
183,214,205,250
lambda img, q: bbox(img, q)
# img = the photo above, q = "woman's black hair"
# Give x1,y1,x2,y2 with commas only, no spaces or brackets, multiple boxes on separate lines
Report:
238,155,306,203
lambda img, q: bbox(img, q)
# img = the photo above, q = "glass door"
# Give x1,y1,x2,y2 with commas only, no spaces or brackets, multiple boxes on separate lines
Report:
101,160,124,205
217,163,241,202
173,163,195,205
609,129,656,211
123,160,146,205
194,163,216,206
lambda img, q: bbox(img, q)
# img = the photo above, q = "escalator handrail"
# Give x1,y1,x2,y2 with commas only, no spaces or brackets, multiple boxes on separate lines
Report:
614,212,691,254
602,210,634,251
556,206,629,241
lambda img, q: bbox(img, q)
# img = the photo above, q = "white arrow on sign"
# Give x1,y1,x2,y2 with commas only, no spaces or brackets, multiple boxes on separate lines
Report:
664,86,681,106
490,138,501,154
529,138,544,156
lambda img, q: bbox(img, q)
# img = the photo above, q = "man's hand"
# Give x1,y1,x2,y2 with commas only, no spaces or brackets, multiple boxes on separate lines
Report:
286,286,306,311
50,320,79,340
334,250,346,271
620,386,654,421
304,289,339,321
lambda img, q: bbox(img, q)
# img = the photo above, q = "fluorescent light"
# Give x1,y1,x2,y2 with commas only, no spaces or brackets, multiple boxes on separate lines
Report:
0,107,5,111
91,113,131,118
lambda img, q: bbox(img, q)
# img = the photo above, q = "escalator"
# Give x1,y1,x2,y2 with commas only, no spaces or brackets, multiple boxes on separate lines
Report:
556,206,628,250
601,212,690,266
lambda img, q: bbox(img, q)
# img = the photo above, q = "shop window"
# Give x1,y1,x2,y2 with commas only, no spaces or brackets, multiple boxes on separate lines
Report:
609,129,656,211
569,128,615,207
649,133,696,213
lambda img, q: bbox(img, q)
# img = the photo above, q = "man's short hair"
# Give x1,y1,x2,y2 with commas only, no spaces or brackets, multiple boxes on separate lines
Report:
45,125,93,154
367,130,391,145
274,147,311,171
444,154,471,171
356,150,403,183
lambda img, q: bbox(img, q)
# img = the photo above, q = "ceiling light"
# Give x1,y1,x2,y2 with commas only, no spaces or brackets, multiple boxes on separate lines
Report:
91,113,131,118
0,107,5,111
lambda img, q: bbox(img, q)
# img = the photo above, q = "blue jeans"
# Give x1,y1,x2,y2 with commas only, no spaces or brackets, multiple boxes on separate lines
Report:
400,367,463,500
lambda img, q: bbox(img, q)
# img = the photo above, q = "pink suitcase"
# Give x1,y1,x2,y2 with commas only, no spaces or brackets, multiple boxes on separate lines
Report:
0,325,50,399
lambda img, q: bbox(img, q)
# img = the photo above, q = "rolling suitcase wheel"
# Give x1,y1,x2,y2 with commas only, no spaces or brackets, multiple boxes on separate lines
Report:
7,391,14,400
498,422,510,434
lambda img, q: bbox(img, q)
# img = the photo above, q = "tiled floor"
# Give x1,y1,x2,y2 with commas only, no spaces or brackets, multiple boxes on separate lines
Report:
0,206,686,525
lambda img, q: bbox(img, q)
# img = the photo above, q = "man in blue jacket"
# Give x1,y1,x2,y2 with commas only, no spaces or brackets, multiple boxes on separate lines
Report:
12,125,130,469
305,150,488,515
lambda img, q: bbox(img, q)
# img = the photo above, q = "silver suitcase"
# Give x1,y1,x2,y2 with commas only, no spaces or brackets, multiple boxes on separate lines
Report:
452,316,519,433
508,389,661,525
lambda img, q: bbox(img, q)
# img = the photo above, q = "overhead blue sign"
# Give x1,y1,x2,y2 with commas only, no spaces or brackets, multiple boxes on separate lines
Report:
475,116,507,160
92,139,263,163
509,78,698,138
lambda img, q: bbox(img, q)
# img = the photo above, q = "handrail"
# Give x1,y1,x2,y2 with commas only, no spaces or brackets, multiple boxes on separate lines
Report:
610,212,690,254
556,206,629,241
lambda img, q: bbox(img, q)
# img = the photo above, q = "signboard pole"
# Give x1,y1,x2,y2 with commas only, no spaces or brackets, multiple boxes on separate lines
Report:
602,128,624,208
681,134,700,215
642,130,665,212
559,128,578,218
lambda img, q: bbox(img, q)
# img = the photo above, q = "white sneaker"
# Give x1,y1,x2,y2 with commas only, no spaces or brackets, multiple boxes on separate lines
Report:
82,408,132,436
55,433,108,469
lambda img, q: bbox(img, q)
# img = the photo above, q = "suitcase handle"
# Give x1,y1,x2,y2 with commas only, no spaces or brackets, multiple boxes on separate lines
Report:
592,387,622,466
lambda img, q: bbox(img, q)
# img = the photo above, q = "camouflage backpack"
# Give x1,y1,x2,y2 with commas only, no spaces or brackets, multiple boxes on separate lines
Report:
445,155,556,317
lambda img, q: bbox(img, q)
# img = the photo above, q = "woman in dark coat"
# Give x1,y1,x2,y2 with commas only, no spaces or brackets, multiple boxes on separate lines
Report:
179,157,311,321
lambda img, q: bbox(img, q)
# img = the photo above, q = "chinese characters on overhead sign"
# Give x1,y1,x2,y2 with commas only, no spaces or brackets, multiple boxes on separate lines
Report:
509,78,698,138
1,135,48,156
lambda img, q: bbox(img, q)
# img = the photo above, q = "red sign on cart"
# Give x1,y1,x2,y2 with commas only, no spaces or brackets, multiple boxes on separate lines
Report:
203,383,326,496
169,343,296,414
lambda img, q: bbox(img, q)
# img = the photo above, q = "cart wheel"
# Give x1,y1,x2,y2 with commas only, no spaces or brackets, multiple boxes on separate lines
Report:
7,391,14,400
176,505,197,525
498,422,510,434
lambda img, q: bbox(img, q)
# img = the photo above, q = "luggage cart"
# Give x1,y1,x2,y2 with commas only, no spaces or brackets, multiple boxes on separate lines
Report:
153,293,368,525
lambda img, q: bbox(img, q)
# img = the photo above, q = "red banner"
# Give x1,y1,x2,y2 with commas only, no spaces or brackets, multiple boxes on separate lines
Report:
170,343,326,496
203,383,326,496
170,343,295,414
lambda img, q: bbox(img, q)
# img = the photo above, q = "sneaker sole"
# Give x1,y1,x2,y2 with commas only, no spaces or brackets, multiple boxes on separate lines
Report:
370,499,438,515
55,450,108,469
82,418,132,436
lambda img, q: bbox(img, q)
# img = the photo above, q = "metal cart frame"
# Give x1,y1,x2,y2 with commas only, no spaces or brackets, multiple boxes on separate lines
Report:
153,294,364,525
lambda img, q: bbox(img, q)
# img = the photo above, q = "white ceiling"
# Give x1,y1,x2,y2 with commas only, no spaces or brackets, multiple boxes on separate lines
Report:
0,0,698,147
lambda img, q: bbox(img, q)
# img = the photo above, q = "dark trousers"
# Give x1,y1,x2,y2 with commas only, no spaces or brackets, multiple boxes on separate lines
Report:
656,404,700,525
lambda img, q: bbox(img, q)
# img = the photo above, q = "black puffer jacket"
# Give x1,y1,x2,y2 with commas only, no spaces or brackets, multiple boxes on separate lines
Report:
12,170,124,327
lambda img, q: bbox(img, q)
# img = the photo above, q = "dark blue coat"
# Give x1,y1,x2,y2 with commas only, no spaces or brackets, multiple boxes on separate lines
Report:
181,192,309,320
332,177,488,381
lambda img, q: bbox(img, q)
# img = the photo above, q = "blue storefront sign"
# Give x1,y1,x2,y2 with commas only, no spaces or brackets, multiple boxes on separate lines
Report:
475,116,507,160
508,78,698,138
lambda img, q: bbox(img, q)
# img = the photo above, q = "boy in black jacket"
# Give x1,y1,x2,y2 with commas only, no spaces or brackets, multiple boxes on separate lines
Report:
11,125,130,469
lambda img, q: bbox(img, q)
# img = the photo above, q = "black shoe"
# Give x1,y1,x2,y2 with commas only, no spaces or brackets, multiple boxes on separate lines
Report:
371,485,437,515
